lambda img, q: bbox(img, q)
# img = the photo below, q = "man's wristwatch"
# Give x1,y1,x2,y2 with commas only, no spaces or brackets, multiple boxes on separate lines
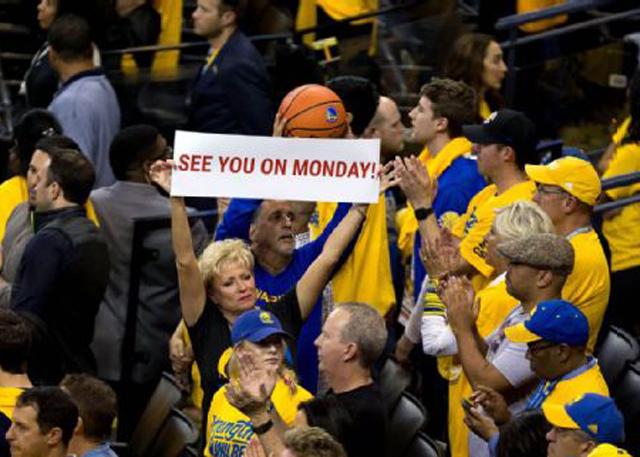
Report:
253,419,274,435
414,207,434,221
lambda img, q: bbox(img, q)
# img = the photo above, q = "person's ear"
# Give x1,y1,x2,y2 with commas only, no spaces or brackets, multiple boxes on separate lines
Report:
536,269,553,288
221,9,236,27
579,439,597,457
46,426,63,446
73,417,84,437
500,145,516,164
435,116,449,134
49,180,62,201
248,223,257,243
343,342,358,363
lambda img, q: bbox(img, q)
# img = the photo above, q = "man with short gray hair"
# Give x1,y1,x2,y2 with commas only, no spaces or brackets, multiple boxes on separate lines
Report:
441,232,574,457
225,302,388,457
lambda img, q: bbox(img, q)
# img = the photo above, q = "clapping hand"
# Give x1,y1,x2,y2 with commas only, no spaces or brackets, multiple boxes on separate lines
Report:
440,276,476,333
225,350,277,417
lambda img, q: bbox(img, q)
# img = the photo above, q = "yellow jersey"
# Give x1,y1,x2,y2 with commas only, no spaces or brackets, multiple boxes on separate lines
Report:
452,181,537,280
0,176,28,243
602,142,640,272
205,379,312,457
562,230,610,353
311,195,395,315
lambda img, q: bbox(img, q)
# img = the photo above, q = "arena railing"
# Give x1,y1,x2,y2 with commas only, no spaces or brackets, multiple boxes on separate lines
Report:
595,171,640,213
495,0,640,105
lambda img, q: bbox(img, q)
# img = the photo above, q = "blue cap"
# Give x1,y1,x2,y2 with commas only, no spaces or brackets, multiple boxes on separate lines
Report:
542,394,625,444
505,299,589,346
231,309,290,345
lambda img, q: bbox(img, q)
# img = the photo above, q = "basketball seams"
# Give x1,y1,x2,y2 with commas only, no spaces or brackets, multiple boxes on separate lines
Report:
284,100,344,129
288,122,347,133
279,84,313,118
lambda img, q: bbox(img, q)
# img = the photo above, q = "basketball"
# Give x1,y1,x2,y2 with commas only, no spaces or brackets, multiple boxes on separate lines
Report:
278,84,348,138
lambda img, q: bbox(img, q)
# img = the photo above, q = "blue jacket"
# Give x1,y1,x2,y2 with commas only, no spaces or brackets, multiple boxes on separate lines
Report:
188,30,274,135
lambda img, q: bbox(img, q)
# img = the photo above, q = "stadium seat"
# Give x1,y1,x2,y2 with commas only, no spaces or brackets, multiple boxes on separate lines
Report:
385,392,427,457
128,372,183,457
613,361,640,456
596,326,640,391
146,408,199,457
403,431,443,457
378,357,412,414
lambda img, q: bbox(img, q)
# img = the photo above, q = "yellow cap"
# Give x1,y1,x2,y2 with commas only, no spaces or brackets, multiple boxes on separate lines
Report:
588,444,632,457
526,156,601,206
504,322,542,343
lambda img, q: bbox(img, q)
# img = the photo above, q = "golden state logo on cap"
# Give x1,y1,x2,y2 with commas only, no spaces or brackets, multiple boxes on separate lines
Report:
259,311,274,324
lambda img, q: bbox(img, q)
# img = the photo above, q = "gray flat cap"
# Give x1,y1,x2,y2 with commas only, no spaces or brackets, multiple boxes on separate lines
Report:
497,233,574,274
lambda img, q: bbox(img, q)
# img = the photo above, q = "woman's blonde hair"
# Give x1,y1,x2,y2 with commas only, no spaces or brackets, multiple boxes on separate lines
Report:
493,201,554,242
197,238,254,288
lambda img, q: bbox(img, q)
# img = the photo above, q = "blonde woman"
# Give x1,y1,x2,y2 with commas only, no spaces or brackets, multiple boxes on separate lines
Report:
149,160,370,436
206,309,312,457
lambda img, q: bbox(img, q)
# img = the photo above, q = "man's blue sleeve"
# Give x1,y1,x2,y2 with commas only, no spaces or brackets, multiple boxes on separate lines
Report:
296,203,352,267
214,198,262,241
11,230,70,315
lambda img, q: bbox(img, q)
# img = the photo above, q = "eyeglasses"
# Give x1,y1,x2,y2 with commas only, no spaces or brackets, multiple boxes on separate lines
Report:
535,184,568,197
527,341,557,356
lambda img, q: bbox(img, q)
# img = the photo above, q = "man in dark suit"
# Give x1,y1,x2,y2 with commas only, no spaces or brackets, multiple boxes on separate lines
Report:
189,0,274,135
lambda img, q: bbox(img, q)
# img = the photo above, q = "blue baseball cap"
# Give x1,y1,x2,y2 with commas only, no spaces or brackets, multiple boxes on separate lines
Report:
542,394,625,444
505,299,589,346
231,309,290,345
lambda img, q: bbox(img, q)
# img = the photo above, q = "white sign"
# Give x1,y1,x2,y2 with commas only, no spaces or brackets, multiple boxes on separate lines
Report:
171,131,381,203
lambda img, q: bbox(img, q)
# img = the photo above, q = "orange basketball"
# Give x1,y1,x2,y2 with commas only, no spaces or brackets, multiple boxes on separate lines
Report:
278,84,348,138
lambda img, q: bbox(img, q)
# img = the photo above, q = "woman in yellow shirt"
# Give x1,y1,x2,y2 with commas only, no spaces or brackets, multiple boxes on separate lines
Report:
601,71,640,335
441,33,507,121
205,309,312,457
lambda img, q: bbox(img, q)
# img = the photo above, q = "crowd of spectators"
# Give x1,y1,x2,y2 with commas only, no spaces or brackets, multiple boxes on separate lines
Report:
0,1,638,457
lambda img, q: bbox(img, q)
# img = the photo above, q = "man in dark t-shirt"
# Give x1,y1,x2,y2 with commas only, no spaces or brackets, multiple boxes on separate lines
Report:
226,302,388,457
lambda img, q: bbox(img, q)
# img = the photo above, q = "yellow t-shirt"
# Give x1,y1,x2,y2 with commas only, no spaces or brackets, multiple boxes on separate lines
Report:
448,274,518,457
311,195,395,315
541,361,609,407
0,176,99,244
0,386,24,420
602,142,640,272
562,230,610,353
517,0,568,33
0,176,28,243
452,181,537,280
205,379,312,457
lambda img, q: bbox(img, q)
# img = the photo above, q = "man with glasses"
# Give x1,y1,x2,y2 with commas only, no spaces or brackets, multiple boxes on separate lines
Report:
543,394,630,457
441,232,575,457
464,299,609,438
527,156,609,352
89,125,208,438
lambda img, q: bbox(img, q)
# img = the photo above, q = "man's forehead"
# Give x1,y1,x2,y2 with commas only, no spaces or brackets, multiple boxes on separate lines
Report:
261,200,293,212
31,150,51,166
13,404,38,423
